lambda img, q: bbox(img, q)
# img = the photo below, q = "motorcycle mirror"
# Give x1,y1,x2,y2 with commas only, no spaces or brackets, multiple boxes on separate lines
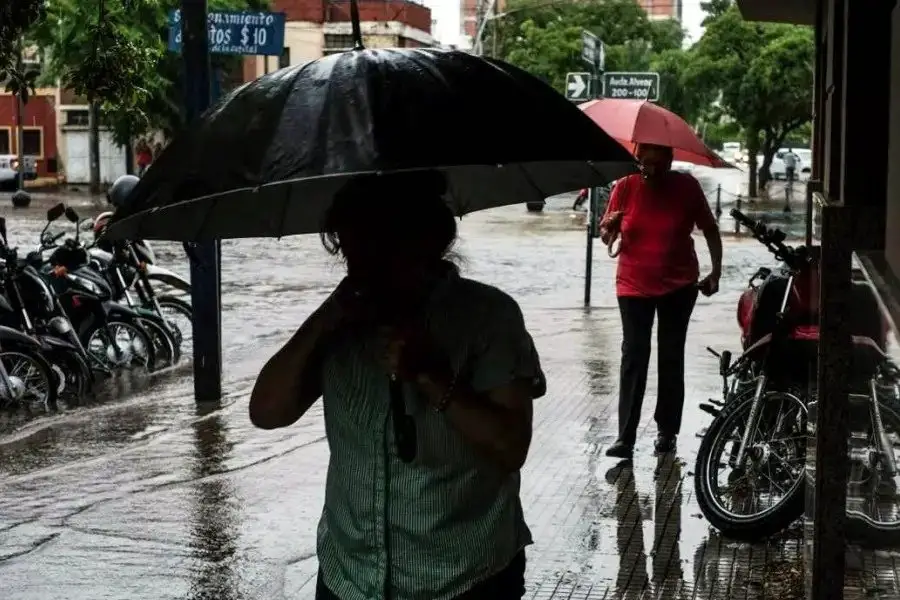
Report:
65,207,80,223
47,203,66,222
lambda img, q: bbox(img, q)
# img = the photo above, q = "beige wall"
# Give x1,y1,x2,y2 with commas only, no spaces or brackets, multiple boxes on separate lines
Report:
257,21,323,75
886,4,900,277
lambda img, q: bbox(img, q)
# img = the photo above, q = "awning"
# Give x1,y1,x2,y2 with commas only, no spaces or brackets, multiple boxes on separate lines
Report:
735,0,817,25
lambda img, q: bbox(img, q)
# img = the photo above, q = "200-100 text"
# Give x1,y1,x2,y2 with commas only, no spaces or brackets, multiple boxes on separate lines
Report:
609,87,652,99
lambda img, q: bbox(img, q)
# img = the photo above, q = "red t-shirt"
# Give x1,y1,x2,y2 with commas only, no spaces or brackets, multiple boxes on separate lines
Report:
605,172,717,298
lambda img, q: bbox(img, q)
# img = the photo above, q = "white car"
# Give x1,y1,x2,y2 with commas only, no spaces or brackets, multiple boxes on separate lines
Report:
758,148,812,181
0,155,37,191
721,142,745,164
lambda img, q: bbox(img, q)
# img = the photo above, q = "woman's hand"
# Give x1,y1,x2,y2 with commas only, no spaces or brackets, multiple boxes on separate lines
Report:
599,210,624,245
698,271,721,296
377,326,452,383
320,277,367,331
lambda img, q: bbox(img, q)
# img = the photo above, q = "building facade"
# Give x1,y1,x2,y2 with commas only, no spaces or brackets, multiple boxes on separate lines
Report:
244,0,435,80
459,0,505,50
638,0,682,21
738,1,899,600
0,90,60,179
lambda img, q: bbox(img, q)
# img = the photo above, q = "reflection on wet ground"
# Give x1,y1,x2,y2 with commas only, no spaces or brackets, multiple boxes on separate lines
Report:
0,172,892,599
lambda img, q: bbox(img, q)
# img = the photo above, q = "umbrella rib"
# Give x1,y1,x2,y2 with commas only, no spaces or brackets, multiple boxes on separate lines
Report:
277,184,291,239
513,163,547,203
195,193,220,241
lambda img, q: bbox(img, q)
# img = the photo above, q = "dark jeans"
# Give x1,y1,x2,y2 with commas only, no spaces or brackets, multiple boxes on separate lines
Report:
315,551,526,600
617,284,698,445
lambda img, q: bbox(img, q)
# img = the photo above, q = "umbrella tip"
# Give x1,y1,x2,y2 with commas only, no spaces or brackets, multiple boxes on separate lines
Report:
350,0,365,50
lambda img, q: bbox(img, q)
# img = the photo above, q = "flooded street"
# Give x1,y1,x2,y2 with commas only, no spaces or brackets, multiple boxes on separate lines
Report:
0,169,856,599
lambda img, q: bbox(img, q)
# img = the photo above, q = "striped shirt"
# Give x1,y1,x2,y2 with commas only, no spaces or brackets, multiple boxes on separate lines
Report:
316,273,545,600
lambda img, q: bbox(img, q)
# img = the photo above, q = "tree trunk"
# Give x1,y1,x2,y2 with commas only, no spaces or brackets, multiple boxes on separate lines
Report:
124,125,134,176
746,128,760,199
15,92,25,191
88,100,101,195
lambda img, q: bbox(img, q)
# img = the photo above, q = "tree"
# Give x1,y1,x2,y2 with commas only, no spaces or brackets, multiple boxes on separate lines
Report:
1,0,44,79
688,5,814,197
491,0,708,123
29,0,267,192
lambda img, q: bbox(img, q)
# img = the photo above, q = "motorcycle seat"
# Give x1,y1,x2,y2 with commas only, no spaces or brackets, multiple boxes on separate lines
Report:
740,327,890,381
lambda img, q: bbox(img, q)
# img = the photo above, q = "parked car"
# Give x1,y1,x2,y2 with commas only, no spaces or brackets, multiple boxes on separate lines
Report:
721,142,745,163
0,155,38,191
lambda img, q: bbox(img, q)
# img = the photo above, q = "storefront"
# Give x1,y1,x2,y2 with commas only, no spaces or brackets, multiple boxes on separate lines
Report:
737,1,899,599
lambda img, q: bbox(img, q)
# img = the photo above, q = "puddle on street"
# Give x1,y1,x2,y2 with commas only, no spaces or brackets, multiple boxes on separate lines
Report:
0,180,843,599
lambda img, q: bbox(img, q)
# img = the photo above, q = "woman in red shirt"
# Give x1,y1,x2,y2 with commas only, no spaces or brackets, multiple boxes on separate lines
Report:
600,143,723,460
136,141,153,177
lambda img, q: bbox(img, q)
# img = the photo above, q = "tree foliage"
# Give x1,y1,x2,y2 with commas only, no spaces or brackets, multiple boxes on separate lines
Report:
490,0,709,123
27,0,267,146
688,5,814,194
1,0,45,103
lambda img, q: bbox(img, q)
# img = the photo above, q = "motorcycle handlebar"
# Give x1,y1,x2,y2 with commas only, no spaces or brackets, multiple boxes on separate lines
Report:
729,208,759,232
729,208,802,269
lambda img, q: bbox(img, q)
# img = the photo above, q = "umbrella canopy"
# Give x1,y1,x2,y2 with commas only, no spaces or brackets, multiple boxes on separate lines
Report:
580,99,732,169
106,48,636,241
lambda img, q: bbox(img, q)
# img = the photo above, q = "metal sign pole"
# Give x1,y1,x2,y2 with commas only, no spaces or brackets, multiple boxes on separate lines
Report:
169,6,285,403
181,0,222,403
583,37,604,307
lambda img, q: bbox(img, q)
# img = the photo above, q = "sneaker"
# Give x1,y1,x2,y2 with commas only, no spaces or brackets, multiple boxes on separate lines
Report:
605,440,634,459
654,434,676,454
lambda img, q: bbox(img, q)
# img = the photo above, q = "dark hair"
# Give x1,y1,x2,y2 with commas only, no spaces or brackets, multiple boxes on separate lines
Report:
637,143,674,160
320,170,458,268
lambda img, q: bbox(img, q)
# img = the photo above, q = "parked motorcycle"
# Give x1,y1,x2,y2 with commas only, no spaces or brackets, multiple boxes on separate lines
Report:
0,210,89,406
693,209,900,544
0,323,57,411
38,204,180,373
88,212,192,360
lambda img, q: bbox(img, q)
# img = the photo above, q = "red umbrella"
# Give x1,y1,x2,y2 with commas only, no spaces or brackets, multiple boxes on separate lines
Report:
580,99,733,168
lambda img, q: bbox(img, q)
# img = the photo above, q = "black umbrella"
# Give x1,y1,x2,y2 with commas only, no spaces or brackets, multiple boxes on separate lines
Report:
106,47,636,241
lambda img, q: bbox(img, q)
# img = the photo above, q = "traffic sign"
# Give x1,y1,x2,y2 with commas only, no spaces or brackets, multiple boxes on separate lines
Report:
565,72,591,102
602,72,660,101
581,30,604,70
168,10,286,56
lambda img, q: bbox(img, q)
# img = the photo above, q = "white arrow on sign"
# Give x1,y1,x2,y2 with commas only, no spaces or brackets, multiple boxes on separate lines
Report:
566,72,590,100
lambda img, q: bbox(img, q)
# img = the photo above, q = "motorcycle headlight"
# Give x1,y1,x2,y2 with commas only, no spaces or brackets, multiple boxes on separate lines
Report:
48,316,72,334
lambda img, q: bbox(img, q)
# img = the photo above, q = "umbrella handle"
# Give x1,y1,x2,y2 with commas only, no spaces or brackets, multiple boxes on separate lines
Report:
607,233,622,258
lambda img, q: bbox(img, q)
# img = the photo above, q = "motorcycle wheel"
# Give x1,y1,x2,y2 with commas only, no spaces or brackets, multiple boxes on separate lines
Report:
46,350,91,407
136,317,178,371
156,296,192,359
82,318,156,373
694,387,807,540
845,396,900,548
0,345,58,412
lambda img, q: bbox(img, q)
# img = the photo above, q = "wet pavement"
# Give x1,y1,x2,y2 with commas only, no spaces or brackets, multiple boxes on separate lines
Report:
0,168,893,599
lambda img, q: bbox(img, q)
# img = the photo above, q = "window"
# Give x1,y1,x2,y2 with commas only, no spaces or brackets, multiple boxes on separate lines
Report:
22,129,42,156
0,129,9,154
279,47,291,69
324,34,356,53
65,110,89,126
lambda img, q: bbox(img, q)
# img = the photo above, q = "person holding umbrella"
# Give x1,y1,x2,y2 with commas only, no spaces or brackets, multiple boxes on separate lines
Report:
601,143,723,460
250,170,547,600
100,38,636,600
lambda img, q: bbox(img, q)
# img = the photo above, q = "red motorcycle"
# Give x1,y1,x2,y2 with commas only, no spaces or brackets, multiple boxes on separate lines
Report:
694,209,900,544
